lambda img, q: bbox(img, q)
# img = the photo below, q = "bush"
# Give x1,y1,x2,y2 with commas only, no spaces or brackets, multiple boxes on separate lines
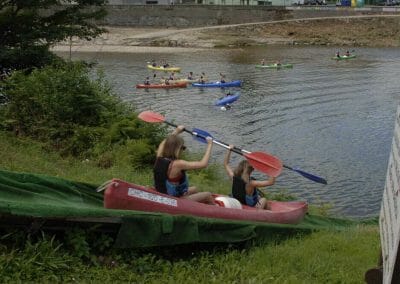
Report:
0,62,164,166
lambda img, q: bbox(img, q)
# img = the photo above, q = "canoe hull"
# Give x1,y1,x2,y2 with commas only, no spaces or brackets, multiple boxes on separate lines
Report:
331,55,356,60
255,64,293,69
147,64,181,72
136,82,187,89
103,179,308,224
192,80,242,88
215,94,240,106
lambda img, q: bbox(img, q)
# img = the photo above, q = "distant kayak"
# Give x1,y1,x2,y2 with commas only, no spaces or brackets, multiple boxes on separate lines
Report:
215,94,240,106
136,82,187,89
255,63,293,69
331,55,356,60
192,80,242,88
147,64,181,72
174,78,199,84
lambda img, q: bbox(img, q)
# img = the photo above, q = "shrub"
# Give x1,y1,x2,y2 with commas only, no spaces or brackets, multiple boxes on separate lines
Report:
0,62,164,166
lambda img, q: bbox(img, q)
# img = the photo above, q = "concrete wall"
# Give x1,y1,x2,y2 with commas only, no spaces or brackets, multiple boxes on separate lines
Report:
99,5,400,27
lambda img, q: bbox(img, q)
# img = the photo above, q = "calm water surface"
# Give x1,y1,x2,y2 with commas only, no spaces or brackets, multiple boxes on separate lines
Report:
61,46,400,218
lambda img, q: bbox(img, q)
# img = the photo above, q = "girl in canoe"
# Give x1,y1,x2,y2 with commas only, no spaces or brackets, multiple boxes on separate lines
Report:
224,145,275,209
153,125,216,205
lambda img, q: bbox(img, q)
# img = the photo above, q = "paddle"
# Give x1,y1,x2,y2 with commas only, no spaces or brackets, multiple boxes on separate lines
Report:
138,111,283,177
192,127,327,185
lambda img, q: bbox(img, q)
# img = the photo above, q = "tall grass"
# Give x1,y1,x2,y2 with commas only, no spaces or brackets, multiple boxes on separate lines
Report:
0,227,379,283
0,132,380,283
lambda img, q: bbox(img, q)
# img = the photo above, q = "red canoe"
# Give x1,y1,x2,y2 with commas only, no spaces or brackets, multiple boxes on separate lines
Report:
136,82,187,89
103,179,308,224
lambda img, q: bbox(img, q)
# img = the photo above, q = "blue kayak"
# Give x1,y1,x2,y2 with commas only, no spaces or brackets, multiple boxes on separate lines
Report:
215,94,240,106
192,80,242,88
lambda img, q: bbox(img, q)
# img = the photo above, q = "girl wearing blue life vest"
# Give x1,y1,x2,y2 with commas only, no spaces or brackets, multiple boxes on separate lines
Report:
153,126,215,205
224,145,275,209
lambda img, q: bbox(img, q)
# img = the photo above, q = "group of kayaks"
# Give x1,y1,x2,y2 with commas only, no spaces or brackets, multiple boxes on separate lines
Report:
136,64,243,90
254,52,356,70
136,79,243,89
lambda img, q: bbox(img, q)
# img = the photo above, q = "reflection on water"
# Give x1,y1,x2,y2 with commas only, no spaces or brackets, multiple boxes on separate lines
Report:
58,46,400,218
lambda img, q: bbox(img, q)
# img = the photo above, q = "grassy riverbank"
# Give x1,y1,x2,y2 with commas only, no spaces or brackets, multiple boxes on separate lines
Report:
0,131,381,282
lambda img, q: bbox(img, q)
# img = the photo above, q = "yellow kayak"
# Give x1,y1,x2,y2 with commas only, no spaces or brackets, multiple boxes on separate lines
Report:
147,64,181,72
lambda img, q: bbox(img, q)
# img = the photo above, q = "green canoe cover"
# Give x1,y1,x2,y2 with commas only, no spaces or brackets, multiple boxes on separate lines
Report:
0,169,377,247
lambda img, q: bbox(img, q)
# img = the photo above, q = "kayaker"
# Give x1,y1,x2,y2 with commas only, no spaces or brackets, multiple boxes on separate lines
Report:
187,71,194,80
151,59,157,67
153,126,216,205
224,145,275,209
221,104,232,111
199,72,207,84
144,76,150,85
276,60,282,67
261,59,265,65
345,50,350,56
220,73,226,83
169,72,175,80
336,51,340,58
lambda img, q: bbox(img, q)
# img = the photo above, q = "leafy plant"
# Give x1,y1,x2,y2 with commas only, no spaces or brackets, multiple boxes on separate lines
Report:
0,62,164,165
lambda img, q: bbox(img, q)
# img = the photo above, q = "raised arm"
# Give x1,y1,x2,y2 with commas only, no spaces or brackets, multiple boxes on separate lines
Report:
250,176,276,188
224,145,234,179
176,136,213,170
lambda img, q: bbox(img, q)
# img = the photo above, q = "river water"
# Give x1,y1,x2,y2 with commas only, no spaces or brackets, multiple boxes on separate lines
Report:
60,45,400,218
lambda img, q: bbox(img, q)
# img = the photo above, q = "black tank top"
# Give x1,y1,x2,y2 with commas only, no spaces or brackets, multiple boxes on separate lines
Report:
153,157,171,194
231,176,247,204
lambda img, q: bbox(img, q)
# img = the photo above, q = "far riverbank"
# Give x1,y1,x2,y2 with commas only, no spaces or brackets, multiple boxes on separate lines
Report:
52,15,400,53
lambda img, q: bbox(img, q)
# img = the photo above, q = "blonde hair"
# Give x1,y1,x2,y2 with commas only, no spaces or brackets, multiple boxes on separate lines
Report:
161,134,185,159
233,160,254,183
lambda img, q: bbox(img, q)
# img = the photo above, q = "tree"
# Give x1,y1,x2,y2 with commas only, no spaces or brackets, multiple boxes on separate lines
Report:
0,0,107,72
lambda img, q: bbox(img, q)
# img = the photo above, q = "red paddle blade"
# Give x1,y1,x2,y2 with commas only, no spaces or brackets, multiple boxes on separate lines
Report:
244,151,283,177
138,111,165,123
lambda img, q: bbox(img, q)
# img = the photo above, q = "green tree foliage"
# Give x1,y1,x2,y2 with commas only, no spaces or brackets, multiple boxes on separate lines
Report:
0,0,107,71
0,62,165,167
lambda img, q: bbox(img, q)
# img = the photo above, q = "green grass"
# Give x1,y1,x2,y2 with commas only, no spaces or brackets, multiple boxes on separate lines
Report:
0,132,381,283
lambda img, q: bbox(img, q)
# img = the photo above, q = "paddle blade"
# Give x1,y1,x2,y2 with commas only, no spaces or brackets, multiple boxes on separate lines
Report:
138,111,165,123
192,128,214,143
244,151,283,177
286,166,327,185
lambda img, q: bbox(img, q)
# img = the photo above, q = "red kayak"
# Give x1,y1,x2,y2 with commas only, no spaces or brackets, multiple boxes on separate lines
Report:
136,82,187,89
103,179,308,224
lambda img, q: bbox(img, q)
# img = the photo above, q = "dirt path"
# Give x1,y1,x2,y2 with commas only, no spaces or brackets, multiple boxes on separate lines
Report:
52,14,400,53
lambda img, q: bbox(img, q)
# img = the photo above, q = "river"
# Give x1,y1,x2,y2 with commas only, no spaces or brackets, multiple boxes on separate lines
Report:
59,45,400,218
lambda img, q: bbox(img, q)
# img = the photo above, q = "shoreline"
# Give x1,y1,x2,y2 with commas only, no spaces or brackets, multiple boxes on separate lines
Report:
51,45,208,54
52,16,400,53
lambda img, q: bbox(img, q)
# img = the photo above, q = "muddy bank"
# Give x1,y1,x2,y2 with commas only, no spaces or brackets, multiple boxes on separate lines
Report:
52,16,400,53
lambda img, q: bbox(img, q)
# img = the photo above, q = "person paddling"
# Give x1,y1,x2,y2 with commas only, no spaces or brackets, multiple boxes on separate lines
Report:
224,145,275,209
154,126,215,205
